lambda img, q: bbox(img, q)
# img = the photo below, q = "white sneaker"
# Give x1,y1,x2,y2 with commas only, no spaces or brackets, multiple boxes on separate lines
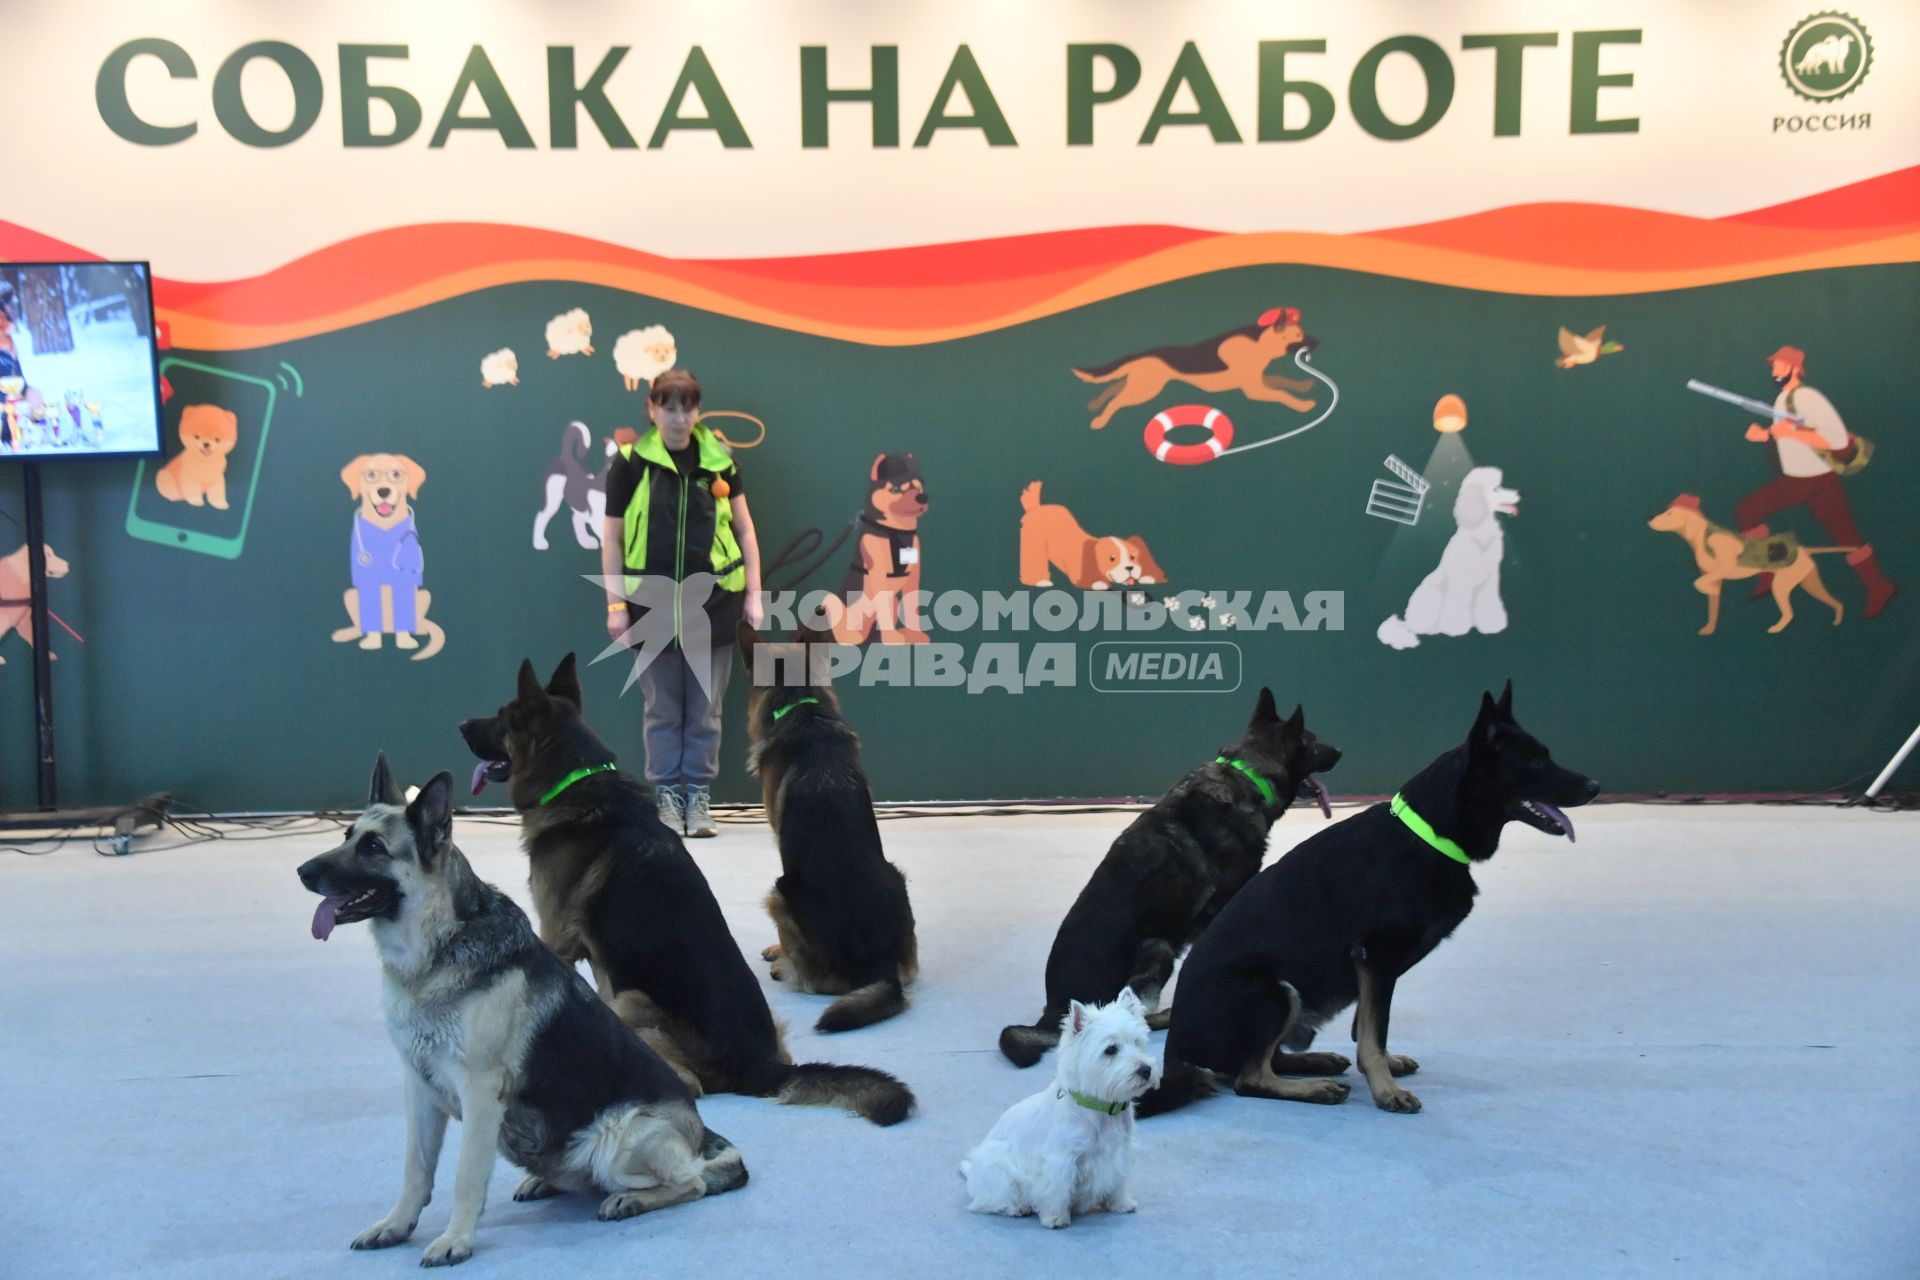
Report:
685,784,717,838
655,784,686,834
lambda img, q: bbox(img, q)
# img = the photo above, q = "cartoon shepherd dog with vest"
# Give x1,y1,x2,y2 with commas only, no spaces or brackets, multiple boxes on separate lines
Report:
830,453,930,645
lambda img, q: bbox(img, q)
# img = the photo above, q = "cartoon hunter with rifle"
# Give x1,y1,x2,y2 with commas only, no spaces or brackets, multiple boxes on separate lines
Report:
1687,344,1896,619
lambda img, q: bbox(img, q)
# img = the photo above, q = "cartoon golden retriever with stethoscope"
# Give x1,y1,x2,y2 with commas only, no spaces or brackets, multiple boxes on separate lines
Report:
329,453,446,660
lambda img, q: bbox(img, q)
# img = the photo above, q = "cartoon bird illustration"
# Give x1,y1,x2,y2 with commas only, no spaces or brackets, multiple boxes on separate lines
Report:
1556,325,1623,369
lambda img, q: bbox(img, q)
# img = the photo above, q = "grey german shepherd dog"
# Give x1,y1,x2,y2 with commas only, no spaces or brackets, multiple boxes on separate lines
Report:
297,756,746,1268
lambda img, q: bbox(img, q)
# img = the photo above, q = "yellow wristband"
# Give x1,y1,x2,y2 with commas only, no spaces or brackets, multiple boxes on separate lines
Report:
607,602,627,613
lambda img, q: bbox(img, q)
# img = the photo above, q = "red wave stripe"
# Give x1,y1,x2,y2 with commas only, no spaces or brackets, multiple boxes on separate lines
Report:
1722,166,1920,231
2,166,1914,349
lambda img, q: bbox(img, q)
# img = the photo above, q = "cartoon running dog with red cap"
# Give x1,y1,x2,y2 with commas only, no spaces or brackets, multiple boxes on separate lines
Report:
1072,307,1319,431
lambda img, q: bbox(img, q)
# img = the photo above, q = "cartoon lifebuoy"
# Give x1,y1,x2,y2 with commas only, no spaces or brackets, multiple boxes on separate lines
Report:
1144,405,1234,465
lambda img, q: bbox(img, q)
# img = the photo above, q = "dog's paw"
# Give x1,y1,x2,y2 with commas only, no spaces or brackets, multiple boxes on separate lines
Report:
599,1191,655,1221
513,1174,563,1202
1388,1054,1419,1077
1040,1213,1071,1229
1109,1196,1139,1214
1302,1079,1351,1105
1373,1087,1422,1114
761,943,784,961
418,1232,474,1267
1280,1051,1351,1076
768,965,788,983
349,1217,417,1250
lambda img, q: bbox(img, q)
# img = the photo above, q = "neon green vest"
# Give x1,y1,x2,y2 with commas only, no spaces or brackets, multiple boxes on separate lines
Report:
620,424,746,593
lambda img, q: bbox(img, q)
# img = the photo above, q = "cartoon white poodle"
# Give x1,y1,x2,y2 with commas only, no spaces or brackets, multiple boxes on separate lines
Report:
1378,466,1519,650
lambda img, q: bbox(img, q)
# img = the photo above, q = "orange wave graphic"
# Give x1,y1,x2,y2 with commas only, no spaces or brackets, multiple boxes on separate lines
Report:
5,168,1916,350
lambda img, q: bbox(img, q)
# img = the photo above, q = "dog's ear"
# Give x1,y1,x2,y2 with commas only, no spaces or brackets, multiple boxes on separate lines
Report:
517,658,545,705
1496,679,1514,720
340,456,369,498
1069,1000,1089,1036
1470,690,1503,755
546,653,582,709
1283,703,1306,741
869,453,886,482
398,456,426,499
1455,475,1491,527
405,771,454,869
368,752,403,807
1127,537,1166,582
1116,987,1145,1017
1249,686,1279,728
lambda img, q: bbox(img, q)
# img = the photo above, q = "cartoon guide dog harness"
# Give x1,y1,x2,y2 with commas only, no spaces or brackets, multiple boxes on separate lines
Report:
1136,307,1341,466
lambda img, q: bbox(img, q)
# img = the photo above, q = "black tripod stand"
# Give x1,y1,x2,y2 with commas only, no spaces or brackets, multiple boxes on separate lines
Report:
0,462,168,850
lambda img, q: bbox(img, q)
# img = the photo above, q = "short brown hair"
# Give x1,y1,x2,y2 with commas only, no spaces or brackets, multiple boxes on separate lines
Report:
649,369,701,410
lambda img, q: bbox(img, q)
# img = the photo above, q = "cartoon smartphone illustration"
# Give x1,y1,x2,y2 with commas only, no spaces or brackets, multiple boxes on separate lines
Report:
124,358,276,560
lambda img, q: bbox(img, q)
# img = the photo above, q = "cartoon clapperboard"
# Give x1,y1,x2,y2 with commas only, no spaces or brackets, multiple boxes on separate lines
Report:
1364,455,1431,526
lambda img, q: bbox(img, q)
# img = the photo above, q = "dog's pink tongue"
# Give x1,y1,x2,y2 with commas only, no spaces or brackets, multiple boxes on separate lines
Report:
311,895,348,941
1540,803,1575,842
1309,777,1332,820
471,759,493,796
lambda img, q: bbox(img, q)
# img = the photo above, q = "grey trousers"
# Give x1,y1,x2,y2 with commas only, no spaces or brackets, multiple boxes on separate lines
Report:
637,642,734,787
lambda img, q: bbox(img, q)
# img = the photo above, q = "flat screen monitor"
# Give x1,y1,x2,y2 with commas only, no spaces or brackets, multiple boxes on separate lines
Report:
0,261,163,460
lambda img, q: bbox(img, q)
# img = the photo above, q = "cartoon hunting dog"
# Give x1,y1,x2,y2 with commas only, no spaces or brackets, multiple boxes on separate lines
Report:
1073,307,1319,430
831,453,930,645
330,453,447,661
1649,494,1849,636
1734,345,1895,619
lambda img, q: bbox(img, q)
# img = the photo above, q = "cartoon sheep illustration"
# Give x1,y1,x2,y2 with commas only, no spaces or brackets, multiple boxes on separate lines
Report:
546,308,594,359
612,325,679,393
480,348,518,388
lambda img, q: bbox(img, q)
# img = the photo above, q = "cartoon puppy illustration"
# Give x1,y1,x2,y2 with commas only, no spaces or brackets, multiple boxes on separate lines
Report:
154,405,238,508
1018,481,1166,593
831,453,931,645
330,453,446,661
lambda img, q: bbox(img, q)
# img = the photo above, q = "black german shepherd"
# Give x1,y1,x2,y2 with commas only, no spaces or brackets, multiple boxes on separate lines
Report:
459,655,915,1126
737,622,919,1032
998,689,1341,1067
1138,682,1599,1117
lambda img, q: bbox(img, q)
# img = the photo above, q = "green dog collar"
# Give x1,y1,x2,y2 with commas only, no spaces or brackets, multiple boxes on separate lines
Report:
538,763,617,807
1064,1088,1129,1116
1215,755,1277,808
1390,792,1470,865
772,697,819,722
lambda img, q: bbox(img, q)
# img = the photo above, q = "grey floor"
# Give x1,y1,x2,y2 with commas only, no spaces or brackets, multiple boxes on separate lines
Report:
3,803,1916,1279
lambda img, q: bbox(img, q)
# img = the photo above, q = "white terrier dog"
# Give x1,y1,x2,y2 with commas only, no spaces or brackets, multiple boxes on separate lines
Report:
962,989,1159,1228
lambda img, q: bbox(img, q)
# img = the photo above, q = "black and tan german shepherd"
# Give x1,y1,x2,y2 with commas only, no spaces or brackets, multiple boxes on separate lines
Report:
737,622,920,1031
1138,682,1600,1117
998,689,1341,1067
459,654,915,1125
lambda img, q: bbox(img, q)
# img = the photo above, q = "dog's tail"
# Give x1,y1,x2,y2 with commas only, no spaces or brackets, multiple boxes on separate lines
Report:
411,616,447,662
1072,355,1134,382
696,1126,749,1196
1134,1059,1218,1118
1019,480,1043,513
815,977,909,1033
771,1062,916,1126
563,419,591,463
997,1014,1062,1068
